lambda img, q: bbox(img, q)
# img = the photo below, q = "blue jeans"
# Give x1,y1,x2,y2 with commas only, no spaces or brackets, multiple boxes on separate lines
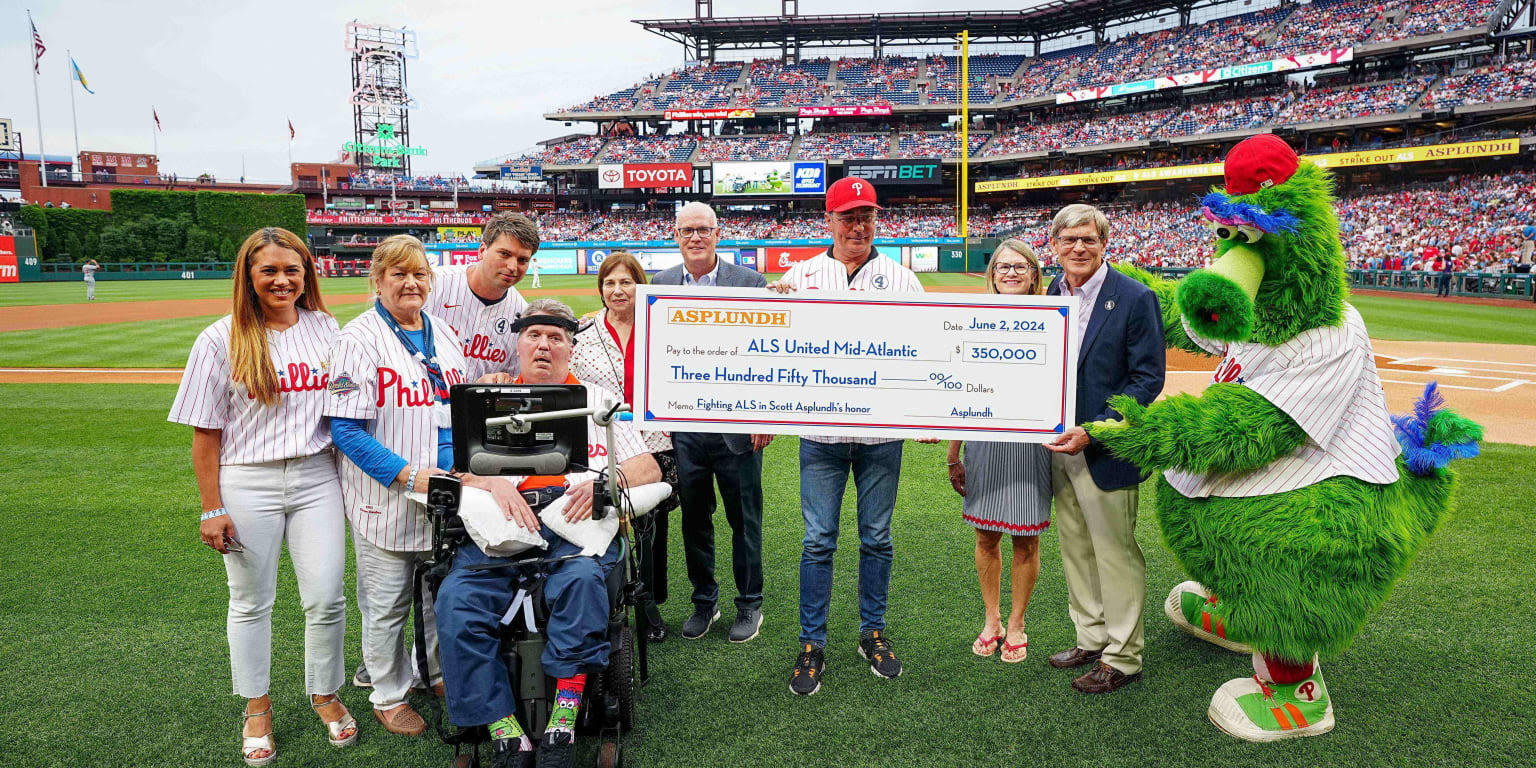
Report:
798,439,904,646
435,529,619,727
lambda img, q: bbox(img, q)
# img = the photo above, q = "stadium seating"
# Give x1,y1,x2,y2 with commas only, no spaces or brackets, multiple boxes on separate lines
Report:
1157,93,1286,138
1375,0,1500,43
1277,74,1435,123
694,135,794,162
512,136,608,167
1269,0,1382,55
1422,56,1536,109
736,58,830,107
597,136,698,163
898,131,992,158
797,133,892,161
1157,6,1292,75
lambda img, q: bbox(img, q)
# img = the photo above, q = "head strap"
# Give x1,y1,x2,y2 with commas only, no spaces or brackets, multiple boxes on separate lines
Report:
511,314,579,334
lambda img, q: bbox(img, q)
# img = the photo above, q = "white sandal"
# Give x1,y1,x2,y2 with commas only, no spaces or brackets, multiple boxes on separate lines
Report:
241,707,277,767
311,694,360,747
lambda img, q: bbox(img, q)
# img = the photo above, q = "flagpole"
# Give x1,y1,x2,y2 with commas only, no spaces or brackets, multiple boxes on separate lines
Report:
68,49,80,177
152,108,158,159
29,9,48,187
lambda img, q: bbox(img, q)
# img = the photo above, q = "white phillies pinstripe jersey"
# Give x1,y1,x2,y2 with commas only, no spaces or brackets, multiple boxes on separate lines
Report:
491,378,651,493
168,309,339,465
426,264,527,381
1164,304,1401,499
325,308,470,552
780,249,924,445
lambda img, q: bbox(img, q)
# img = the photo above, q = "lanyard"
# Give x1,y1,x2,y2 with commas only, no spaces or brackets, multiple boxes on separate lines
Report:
374,301,450,402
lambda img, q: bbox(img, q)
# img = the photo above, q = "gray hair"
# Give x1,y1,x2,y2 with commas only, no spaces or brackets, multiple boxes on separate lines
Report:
1050,203,1110,241
519,298,577,343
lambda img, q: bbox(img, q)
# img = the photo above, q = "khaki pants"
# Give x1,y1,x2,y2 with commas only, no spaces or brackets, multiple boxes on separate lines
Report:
1051,451,1146,674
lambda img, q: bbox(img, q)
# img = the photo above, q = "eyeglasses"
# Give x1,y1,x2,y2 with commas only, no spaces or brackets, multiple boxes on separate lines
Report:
1054,235,1102,248
676,226,717,238
834,211,878,226
994,263,1035,275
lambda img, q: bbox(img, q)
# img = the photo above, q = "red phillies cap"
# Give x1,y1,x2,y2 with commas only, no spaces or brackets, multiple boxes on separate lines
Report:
1223,134,1299,196
826,176,883,213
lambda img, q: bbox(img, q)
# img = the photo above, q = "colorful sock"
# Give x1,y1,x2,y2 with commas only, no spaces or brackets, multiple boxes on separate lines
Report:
546,674,587,735
1258,653,1315,684
490,714,532,751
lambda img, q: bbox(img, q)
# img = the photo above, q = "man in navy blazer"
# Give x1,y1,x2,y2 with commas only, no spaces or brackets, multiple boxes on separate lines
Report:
1041,204,1166,694
651,202,773,644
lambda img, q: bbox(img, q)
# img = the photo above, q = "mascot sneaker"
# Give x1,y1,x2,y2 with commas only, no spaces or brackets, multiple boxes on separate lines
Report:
1164,581,1253,653
1208,666,1335,742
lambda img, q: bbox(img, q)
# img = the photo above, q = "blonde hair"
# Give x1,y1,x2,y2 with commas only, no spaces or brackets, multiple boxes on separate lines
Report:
230,228,327,406
986,239,1042,295
368,234,433,293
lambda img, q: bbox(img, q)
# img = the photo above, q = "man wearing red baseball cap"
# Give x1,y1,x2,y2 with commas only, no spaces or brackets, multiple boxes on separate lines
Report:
773,176,925,696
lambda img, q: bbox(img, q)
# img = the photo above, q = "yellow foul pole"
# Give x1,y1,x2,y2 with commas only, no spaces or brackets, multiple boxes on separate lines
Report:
959,29,970,240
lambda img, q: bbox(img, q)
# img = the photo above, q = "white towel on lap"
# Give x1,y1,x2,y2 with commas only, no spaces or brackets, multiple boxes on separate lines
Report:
456,486,547,558
537,482,674,557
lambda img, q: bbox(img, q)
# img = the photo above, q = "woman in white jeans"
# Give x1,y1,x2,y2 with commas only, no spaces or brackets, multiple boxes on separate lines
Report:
169,227,356,766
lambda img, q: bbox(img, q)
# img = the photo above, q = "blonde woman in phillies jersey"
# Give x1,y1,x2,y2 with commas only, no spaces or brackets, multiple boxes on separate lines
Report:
169,228,356,767
326,235,482,737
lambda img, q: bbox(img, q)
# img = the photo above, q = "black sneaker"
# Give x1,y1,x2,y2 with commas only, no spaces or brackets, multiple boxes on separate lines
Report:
490,737,534,768
352,663,372,688
681,605,720,640
535,731,574,768
859,630,903,679
789,643,825,696
728,609,763,643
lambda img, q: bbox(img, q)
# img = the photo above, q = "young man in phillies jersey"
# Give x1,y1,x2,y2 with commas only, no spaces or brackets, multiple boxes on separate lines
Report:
426,213,537,381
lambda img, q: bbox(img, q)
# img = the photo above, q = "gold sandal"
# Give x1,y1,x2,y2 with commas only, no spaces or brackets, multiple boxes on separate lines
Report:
241,707,276,767
311,694,359,747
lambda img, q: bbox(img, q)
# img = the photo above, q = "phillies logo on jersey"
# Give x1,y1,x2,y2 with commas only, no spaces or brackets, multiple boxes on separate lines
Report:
463,334,508,364
377,366,467,408
254,362,330,399
589,443,607,458
1213,357,1244,384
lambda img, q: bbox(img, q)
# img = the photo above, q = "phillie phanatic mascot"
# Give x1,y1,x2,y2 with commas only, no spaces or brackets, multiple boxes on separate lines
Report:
1086,135,1482,741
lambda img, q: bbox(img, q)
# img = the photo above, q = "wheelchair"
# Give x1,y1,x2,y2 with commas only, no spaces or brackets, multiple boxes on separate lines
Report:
411,384,660,768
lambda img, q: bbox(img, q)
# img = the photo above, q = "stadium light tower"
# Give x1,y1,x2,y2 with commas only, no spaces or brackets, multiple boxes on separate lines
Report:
345,23,420,176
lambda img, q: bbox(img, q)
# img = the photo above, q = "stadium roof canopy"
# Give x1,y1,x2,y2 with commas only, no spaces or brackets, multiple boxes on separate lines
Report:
635,1,1192,52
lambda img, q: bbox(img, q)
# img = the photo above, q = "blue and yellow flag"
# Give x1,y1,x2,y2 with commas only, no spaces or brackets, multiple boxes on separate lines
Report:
71,57,94,94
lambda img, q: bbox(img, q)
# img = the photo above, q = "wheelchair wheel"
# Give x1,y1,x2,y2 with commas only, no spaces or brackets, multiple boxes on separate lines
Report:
596,739,621,768
603,625,636,732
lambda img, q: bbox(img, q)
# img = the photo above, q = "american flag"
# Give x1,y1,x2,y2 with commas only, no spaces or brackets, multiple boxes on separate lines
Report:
31,20,46,74
288,119,295,140
153,108,162,132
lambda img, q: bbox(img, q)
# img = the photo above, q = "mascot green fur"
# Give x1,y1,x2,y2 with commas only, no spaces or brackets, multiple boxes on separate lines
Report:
1086,135,1482,742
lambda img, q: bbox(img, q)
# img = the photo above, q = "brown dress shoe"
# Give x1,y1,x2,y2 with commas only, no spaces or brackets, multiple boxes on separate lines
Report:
374,702,428,736
1047,647,1103,669
1071,661,1142,693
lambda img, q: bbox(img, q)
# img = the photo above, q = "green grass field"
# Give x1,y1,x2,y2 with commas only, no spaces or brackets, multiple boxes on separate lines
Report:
0,273,1528,370
1,383,1530,768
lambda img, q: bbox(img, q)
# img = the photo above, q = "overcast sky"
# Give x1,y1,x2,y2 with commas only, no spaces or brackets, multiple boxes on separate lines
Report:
3,1,1081,181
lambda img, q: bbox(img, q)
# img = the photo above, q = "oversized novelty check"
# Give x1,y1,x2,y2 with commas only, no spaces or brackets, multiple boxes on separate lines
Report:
632,286,1079,443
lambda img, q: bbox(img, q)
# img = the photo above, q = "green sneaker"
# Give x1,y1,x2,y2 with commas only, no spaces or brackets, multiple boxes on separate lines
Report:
1163,580,1253,654
1208,664,1335,742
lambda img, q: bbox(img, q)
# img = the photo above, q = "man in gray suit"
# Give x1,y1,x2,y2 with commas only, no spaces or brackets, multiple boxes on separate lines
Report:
652,202,774,643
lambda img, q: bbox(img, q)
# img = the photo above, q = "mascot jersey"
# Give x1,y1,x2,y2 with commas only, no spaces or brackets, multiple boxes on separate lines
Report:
1165,304,1400,498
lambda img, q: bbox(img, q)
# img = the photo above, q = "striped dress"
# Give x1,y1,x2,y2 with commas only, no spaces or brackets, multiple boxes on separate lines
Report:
961,441,1052,535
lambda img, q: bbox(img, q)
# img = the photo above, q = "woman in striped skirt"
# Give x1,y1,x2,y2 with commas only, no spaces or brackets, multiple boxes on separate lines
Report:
946,239,1052,663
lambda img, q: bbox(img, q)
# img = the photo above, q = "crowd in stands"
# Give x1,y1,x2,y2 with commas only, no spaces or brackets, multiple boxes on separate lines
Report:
694,135,794,162
1276,74,1435,123
512,137,608,167
898,131,992,158
797,133,892,160
1338,171,1536,271
1157,92,1287,138
1422,53,1536,109
553,0,1502,113
1375,0,1501,43
599,135,697,163
345,170,470,191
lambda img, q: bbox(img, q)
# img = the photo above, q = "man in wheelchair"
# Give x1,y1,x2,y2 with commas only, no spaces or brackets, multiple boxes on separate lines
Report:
436,299,660,768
